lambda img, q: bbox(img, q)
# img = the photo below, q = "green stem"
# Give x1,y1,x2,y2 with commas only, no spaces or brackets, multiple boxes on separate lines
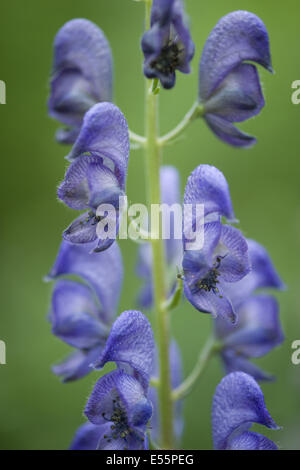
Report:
172,336,219,401
158,101,204,146
144,0,174,450
129,129,146,146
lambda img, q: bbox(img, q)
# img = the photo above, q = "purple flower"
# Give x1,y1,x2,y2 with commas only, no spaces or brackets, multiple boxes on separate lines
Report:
48,19,113,144
199,11,272,147
141,0,195,89
79,311,155,450
58,102,129,252
148,340,184,446
215,240,284,380
212,372,279,450
84,370,152,450
182,165,250,323
137,166,182,308
47,240,123,381
93,310,155,392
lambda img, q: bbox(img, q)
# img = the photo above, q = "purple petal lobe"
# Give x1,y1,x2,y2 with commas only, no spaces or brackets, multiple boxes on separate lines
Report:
212,371,279,450
94,310,155,390
85,370,152,443
183,222,222,286
67,103,129,190
221,350,275,382
199,11,272,101
184,165,235,221
228,431,278,450
184,282,237,324
221,294,284,358
218,225,251,283
52,345,103,382
204,114,257,148
63,212,97,244
70,422,104,450
204,64,265,123
222,239,284,308
47,241,123,324
49,19,113,133
51,279,107,349
58,154,121,210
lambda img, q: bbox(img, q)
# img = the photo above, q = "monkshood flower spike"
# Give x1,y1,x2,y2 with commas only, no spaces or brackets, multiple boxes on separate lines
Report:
212,372,280,450
46,240,123,381
48,18,113,144
182,165,250,323
199,11,273,147
215,239,284,380
58,102,129,252
46,3,283,451
142,0,195,89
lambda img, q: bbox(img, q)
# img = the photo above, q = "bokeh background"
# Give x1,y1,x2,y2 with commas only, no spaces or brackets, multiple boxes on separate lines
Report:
0,0,299,450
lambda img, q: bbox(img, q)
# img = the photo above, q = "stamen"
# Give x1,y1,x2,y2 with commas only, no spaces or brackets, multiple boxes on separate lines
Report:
151,39,183,76
195,256,224,297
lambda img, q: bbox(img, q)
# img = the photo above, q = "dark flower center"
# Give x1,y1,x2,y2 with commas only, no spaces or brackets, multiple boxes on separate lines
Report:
79,211,103,227
102,398,144,450
151,40,183,76
195,257,223,297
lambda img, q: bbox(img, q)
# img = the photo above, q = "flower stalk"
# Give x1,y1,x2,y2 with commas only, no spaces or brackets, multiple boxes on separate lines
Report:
172,336,220,401
144,0,174,450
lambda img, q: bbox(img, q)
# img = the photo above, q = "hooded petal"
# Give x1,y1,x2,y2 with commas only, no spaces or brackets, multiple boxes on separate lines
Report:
52,345,103,382
212,372,279,450
94,311,155,391
67,103,129,190
183,165,235,222
228,431,277,450
204,113,257,148
70,422,104,450
49,19,113,130
199,11,272,101
204,63,265,123
85,370,152,448
47,241,123,324
51,280,108,349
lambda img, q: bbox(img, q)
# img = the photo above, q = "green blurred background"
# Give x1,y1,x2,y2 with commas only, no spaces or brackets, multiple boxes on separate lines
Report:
0,0,299,450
